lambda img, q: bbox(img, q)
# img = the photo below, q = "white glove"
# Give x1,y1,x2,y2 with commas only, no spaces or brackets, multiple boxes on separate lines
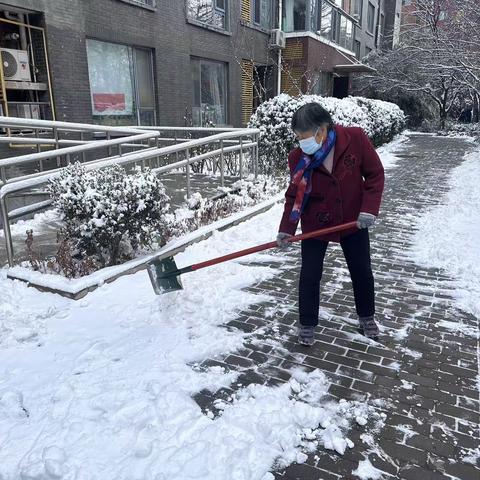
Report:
357,212,376,229
276,232,293,248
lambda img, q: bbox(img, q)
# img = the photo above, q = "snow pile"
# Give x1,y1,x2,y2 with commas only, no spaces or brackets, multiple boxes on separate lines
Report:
352,458,386,479
249,94,405,173
376,133,408,170
0,208,61,238
410,147,480,322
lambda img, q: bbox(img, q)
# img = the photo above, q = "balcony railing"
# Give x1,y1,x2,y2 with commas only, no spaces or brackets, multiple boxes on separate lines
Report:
283,0,356,53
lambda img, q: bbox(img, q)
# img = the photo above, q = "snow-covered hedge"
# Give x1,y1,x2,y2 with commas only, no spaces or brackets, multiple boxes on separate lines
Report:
48,163,170,270
249,94,406,173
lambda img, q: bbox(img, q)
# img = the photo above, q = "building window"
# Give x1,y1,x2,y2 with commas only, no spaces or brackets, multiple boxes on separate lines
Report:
191,58,228,126
354,39,361,58
118,0,155,8
353,0,363,23
342,0,352,15
312,71,332,96
86,39,156,126
252,0,271,29
320,1,332,38
331,9,341,43
283,0,306,32
187,0,229,31
367,2,375,33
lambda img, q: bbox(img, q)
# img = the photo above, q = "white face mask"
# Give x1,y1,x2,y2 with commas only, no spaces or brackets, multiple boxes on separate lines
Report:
298,128,323,155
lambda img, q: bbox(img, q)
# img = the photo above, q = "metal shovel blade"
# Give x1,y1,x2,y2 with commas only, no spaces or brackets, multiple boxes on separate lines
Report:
147,256,184,295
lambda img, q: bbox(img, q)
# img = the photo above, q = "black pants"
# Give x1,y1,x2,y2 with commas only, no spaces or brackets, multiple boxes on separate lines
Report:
299,229,375,326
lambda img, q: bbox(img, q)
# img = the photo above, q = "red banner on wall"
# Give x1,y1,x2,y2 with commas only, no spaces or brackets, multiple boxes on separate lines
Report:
93,93,126,113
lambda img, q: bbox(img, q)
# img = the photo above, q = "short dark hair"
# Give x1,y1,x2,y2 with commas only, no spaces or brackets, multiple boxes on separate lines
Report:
291,103,334,133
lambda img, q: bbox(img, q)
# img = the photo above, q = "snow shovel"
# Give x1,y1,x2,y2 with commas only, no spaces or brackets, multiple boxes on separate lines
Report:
147,221,358,295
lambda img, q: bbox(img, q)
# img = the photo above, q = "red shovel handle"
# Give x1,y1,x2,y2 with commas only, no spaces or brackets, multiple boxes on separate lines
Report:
190,221,357,272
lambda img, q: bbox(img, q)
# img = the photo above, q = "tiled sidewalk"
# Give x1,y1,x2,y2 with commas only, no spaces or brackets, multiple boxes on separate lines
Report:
194,134,479,479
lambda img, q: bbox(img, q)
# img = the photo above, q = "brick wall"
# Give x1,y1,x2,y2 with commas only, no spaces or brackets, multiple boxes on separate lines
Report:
1,0,275,127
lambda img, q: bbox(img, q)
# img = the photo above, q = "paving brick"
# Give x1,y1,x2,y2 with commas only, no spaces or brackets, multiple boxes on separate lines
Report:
435,402,480,424
398,465,451,480
325,352,362,369
380,440,428,466
405,432,456,459
280,462,324,479
443,462,480,480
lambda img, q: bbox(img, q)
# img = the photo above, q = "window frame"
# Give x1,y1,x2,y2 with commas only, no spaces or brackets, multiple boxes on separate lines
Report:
191,57,229,127
186,0,231,33
252,0,272,29
353,0,363,24
214,0,226,13
367,1,375,34
118,0,156,11
86,38,157,126
354,39,361,58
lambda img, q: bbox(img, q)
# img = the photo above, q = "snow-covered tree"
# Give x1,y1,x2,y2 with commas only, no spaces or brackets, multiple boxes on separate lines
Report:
356,0,480,128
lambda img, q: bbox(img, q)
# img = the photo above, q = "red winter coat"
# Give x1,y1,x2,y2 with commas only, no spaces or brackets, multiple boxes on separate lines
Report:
278,125,385,243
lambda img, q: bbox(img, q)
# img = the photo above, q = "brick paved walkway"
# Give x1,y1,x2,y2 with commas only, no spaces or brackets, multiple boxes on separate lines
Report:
194,134,480,479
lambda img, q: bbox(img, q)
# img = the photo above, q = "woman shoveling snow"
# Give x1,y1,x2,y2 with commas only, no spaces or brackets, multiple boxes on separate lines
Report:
276,103,385,346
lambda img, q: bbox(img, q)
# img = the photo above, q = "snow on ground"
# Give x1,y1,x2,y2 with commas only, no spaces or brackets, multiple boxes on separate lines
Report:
352,458,388,479
0,203,385,480
376,133,408,170
0,208,61,238
410,146,480,325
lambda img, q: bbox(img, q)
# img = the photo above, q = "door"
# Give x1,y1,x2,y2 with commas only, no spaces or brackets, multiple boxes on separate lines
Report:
333,76,349,99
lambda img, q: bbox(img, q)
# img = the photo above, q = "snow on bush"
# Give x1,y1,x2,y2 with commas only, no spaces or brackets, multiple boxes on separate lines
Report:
48,163,170,270
249,94,406,173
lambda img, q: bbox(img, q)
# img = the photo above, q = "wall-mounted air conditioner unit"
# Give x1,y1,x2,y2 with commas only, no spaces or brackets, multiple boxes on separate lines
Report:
0,48,31,82
15,104,40,120
269,29,286,49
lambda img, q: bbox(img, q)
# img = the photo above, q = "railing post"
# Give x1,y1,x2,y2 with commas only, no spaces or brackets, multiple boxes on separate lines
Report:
0,196,14,267
81,131,86,163
174,130,180,165
220,139,224,188
107,131,112,157
239,137,243,180
118,143,123,157
186,148,191,198
34,128,41,154
53,127,60,167
254,132,259,179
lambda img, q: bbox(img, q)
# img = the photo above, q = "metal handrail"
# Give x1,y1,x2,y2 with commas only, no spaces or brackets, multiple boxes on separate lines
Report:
0,116,148,134
0,117,260,267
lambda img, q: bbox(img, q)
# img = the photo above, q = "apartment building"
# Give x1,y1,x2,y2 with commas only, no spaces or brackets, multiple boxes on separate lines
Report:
0,1,401,129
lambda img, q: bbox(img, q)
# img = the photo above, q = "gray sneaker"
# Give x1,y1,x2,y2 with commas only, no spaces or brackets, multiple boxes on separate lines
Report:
298,324,315,346
358,316,379,340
